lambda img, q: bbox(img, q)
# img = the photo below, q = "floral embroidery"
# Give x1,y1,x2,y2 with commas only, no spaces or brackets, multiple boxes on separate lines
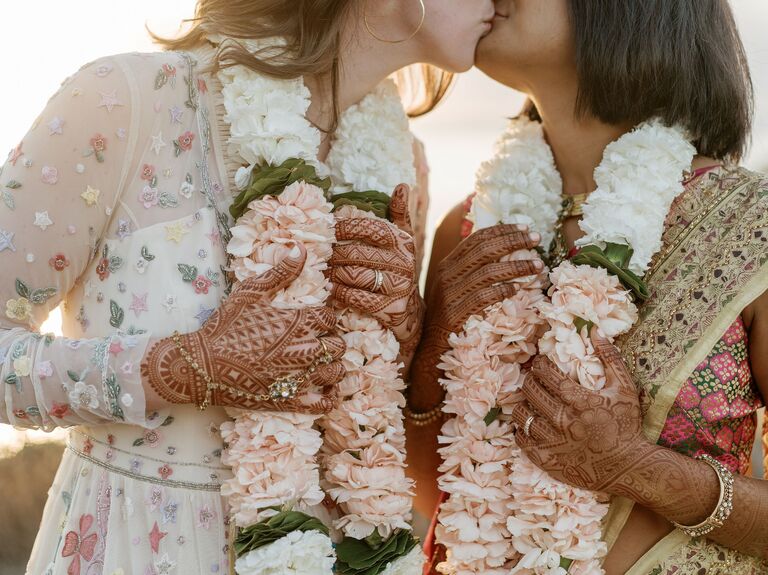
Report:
154,553,177,575
49,253,70,271
67,376,99,411
141,164,156,181
13,356,31,377
149,521,167,554
41,166,59,185
173,131,194,156
96,245,123,281
161,498,178,522
162,294,178,312
5,297,31,321
197,505,217,530
146,486,165,512
179,173,194,199
139,185,159,209
37,360,53,378
169,106,183,124
49,402,70,419
197,78,208,94
84,133,107,162
93,63,113,77
155,64,177,90
34,210,53,230
61,514,98,575
193,275,213,295
81,185,101,206
117,219,132,240
8,142,23,166
157,463,176,484
14,278,57,306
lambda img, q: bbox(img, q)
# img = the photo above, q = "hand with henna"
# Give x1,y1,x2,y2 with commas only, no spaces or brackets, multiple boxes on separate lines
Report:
141,244,346,414
407,224,542,411
330,185,424,368
517,327,768,560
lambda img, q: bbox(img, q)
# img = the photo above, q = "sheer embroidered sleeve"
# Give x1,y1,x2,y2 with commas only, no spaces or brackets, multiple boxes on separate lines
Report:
0,57,154,430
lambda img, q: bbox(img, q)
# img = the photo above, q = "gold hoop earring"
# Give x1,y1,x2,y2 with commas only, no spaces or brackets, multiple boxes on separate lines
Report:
364,0,426,44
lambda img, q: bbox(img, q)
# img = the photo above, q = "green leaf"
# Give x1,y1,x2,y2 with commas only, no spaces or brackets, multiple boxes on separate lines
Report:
185,172,193,185
336,529,419,575
154,70,168,90
109,300,124,329
132,438,145,447
331,191,392,220
177,263,198,283
560,557,574,570
5,180,21,190
158,190,179,208
229,158,331,221
4,373,18,386
29,287,58,305
483,407,502,426
161,415,175,426
108,256,123,273
141,246,155,261
66,370,80,383
234,509,330,556
2,190,15,210
15,279,29,299
571,243,650,302
573,317,594,335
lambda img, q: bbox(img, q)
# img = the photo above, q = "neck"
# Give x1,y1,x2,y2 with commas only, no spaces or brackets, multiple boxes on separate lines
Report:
531,89,632,196
306,28,416,131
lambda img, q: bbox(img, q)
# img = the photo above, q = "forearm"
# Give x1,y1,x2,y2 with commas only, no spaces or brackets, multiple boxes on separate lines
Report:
1,327,168,429
609,441,768,558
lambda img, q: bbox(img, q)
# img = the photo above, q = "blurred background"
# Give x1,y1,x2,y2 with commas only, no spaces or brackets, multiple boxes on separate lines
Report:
0,1,766,573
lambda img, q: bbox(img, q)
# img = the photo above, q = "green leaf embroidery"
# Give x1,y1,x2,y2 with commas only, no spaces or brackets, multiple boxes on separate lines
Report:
177,263,198,283
173,140,183,157
141,246,155,261
25,406,41,418
29,287,58,305
4,373,18,386
161,416,175,426
15,279,29,299
154,70,168,90
132,438,145,447
158,190,179,208
2,190,15,211
66,370,80,383
105,374,124,421
185,173,193,185
5,180,21,190
150,175,158,188
109,300,124,329
108,256,123,273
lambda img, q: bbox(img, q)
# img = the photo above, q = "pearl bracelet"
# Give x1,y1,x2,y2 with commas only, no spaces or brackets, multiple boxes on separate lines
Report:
672,454,735,538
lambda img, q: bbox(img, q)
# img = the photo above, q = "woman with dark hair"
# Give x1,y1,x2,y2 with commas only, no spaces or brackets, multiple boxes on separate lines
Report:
410,1,768,573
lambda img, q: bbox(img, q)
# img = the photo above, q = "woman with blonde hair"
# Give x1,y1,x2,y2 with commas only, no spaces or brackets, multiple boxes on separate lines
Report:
1,1,539,573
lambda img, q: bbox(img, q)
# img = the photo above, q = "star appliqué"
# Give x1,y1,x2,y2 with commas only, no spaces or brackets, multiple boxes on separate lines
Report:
129,293,149,317
165,222,188,244
34,211,53,231
150,132,167,155
97,90,123,113
0,229,16,253
47,117,65,136
168,106,183,124
81,185,100,206
195,305,214,326
148,521,167,554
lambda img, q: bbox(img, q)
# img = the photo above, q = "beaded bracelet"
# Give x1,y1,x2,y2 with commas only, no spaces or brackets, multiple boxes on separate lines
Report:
171,331,333,411
672,454,735,538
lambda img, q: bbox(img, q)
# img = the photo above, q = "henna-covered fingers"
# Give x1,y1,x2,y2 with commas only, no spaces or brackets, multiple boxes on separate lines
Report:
444,259,542,301
389,184,414,235
520,372,565,426
510,402,550,443
236,243,307,297
329,265,411,296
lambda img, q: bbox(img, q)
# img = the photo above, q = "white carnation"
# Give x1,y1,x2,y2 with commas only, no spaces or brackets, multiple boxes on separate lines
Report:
577,120,695,274
378,545,425,575
234,530,335,575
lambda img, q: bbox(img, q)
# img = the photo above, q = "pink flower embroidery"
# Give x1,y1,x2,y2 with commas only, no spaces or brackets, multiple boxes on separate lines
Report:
173,131,195,156
158,464,173,481
96,258,110,281
161,64,176,77
82,438,94,455
61,514,98,575
41,166,59,185
50,402,70,419
139,185,159,209
140,164,156,181
197,78,208,94
49,253,70,272
193,275,213,295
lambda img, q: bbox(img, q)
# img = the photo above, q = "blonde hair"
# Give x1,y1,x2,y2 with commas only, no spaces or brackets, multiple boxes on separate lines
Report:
153,0,454,127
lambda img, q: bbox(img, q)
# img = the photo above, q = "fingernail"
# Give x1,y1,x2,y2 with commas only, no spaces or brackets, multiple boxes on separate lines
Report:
288,245,301,258
516,224,529,231
529,232,541,243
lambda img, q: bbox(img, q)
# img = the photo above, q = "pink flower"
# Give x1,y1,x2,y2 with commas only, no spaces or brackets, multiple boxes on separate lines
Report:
193,275,213,295
61,514,98,575
176,131,195,152
41,166,59,185
139,185,159,209
140,164,155,181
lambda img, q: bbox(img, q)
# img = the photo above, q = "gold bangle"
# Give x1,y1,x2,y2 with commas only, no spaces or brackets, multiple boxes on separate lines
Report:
672,454,734,538
404,403,444,427
172,332,335,411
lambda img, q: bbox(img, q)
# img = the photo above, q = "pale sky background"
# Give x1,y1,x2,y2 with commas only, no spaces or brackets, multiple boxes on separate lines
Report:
0,1,766,451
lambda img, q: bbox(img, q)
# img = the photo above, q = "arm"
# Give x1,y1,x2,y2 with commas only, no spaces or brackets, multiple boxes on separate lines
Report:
0,57,160,429
518,330,768,559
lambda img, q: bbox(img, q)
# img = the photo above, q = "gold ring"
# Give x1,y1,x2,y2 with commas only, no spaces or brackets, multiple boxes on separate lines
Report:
317,338,333,365
372,269,384,293
523,415,535,437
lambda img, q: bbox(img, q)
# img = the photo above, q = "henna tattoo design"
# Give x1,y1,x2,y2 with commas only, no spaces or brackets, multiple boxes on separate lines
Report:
518,329,768,560
141,247,346,413
407,224,542,411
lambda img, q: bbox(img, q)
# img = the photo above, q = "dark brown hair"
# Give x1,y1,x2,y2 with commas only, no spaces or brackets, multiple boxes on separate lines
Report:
153,0,453,129
532,0,753,161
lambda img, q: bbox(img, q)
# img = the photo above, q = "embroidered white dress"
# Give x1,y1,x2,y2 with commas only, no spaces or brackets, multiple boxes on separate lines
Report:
0,47,429,575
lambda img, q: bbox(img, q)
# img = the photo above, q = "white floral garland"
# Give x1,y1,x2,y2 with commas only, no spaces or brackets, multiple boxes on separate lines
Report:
216,37,419,575
437,116,695,574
